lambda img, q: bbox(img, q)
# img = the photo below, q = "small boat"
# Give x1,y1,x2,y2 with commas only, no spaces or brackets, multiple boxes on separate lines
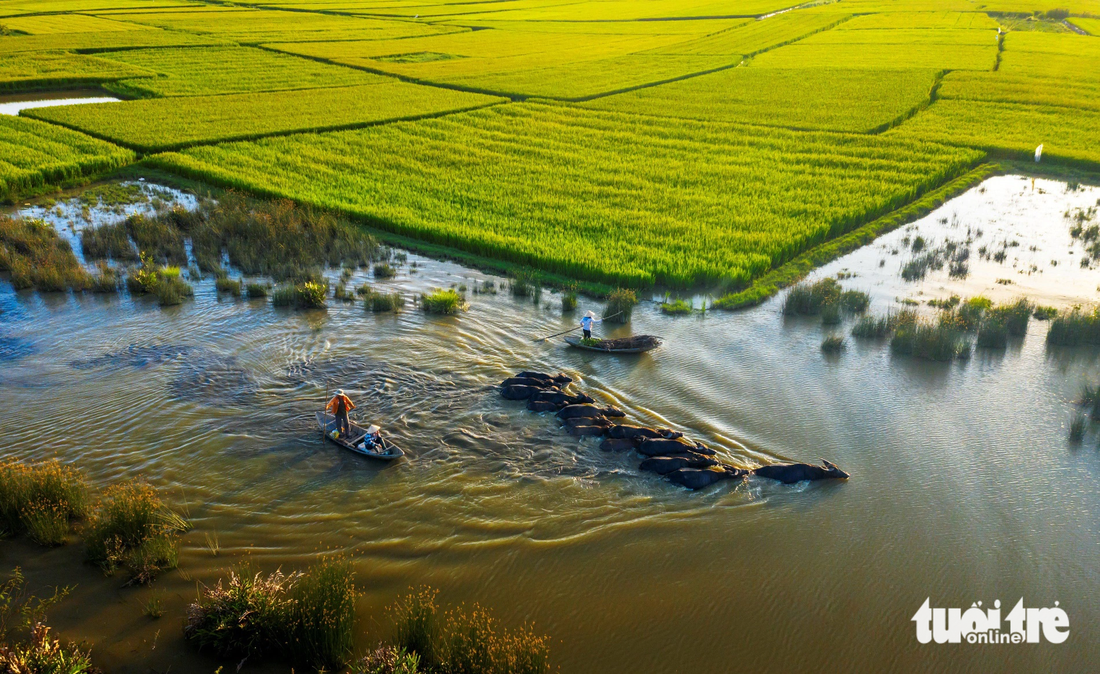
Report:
564,334,662,354
315,412,405,461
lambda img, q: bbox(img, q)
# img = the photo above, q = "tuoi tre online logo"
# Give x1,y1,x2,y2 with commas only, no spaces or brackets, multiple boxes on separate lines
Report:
912,598,1069,644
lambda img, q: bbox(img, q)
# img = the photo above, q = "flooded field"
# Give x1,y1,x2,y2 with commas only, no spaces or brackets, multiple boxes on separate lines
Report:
0,90,121,116
1,175,1099,673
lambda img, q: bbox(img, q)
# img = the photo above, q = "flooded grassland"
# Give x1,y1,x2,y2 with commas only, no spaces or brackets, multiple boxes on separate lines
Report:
1,175,1100,673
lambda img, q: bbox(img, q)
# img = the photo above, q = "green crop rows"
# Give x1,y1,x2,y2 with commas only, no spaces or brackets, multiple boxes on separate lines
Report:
150,102,982,288
0,1,1097,291
25,83,505,152
0,115,135,199
98,46,387,97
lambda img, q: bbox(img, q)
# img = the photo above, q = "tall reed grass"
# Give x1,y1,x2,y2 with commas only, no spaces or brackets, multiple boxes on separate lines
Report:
84,482,188,584
1046,308,1100,346
604,288,636,323
0,216,92,292
0,460,88,546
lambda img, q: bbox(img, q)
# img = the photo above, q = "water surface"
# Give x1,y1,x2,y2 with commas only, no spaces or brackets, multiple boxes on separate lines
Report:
0,90,120,116
1,177,1098,673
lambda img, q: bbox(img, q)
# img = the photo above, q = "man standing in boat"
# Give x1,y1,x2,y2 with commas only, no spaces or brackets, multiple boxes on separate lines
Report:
326,389,356,437
581,311,601,340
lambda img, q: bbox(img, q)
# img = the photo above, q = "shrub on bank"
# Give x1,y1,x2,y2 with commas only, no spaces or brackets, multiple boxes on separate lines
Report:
185,558,356,671
387,587,550,674
0,460,89,546
84,482,188,584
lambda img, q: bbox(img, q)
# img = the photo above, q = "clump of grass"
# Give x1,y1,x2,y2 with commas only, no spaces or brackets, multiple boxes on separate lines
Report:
660,298,692,315
89,262,118,294
1046,307,1100,346
354,645,421,674
142,591,165,619
821,303,841,325
976,316,1008,349
783,278,839,315
364,288,405,312
1069,414,1086,444
374,263,396,279
84,482,188,585
246,282,268,299
840,289,870,313
189,193,379,281
0,460,88,546
561,284,577,313
156,272,193,307
987,299,1033,336
891,320,971,361
273,281,328,310
333,282,356,303
821,336,846,353
125,213,187,266
81,222,138,262
0,623,96,673
1033,305,1058,321
928,295,960,310
215,274,242,297
125,252,161,296
185,559,356,671
510,269,536,298
0,216,92,292
604,288,636,323
420,289,465,315
386,588,550,674
850,311,911,339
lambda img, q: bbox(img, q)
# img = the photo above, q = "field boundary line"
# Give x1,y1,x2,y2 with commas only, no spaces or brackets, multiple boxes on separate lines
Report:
713,161,999,311
865,69,947,135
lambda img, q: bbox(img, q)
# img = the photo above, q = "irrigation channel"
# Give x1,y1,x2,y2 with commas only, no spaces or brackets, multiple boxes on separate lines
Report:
2,176,1100,673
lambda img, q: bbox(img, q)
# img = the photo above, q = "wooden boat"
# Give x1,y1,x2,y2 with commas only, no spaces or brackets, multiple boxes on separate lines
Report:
315,412,404,461
564,334,662,354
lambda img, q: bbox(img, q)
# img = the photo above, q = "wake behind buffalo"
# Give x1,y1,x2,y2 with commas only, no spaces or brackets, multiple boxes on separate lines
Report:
501,371,849,490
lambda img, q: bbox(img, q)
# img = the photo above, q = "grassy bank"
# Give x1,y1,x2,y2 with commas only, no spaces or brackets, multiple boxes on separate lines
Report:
713,161,999,310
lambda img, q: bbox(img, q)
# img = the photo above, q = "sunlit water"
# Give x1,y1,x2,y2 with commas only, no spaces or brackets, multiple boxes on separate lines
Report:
0,90,121,116
1,177,1099,673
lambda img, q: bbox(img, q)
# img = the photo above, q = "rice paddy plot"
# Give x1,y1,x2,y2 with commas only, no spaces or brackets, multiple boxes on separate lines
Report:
1070,17,1100,35
98,46,388,97
442,18,752,35
0,29,230,55
1003,30,1100,56
150,102,982,288
0,115,135,199
886,99,1100,167
800,27,998,45
750,42,997,70
938,71,1100,113
95,8,458,43
444,54,726,99
266,29,706,95
998,51,1100,82
457,0,798,21
581,68,938,132
837,11,1000,30
0,0,199,14
0,14,155,34
24,82,505,152
644,11,850,56
0,52,152,91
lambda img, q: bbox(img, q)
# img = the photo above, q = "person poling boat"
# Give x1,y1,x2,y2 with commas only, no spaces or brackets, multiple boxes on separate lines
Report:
581,311,601,340
316,411,405,460
326,388,355,438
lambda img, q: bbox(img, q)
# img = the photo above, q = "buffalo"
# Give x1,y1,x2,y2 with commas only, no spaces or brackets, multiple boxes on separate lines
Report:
752,460,849,484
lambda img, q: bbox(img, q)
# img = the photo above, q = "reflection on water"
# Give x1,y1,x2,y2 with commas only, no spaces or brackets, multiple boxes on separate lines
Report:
0,90,120,116
1,177,1100,673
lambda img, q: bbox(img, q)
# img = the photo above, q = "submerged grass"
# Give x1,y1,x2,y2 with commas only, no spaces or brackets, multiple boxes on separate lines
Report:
273,281,328,310
660,298,693,315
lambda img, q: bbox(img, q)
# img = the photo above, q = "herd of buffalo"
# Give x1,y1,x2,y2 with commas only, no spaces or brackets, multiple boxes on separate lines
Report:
500,371,850,490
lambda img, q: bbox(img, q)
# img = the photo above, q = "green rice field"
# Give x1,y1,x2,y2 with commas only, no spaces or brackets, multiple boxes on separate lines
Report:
0,0,1098,291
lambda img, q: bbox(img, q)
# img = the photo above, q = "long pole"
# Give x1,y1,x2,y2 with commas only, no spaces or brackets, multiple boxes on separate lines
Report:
533,311,623,342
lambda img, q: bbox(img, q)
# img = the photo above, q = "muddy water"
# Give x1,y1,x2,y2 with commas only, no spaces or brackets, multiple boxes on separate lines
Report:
0,90,121,115
2,176,1100,673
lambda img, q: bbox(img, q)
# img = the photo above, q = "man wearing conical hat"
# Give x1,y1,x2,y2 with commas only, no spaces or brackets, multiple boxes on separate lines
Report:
580,310,602,340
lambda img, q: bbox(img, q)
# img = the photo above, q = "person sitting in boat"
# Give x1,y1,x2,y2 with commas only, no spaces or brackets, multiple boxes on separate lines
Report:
326,389,355,437
581,311,602,340
361,424,382,450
